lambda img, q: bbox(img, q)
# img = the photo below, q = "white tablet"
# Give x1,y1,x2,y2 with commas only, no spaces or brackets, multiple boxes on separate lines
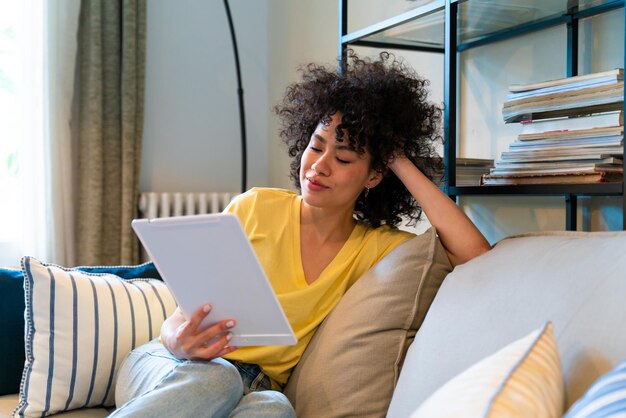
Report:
131,213,297,347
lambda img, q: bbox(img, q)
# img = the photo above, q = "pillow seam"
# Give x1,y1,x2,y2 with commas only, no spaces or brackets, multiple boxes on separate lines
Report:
14,256,36,418
403,228,438,331
482,321,552,416
392,228,439,385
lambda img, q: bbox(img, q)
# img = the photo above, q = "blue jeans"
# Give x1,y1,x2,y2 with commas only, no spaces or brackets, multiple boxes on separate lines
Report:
109,339,295,418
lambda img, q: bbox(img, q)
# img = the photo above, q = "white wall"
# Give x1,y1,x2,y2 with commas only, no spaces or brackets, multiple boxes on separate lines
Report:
265,0,340,189
142,0,624,241
142,0,269,193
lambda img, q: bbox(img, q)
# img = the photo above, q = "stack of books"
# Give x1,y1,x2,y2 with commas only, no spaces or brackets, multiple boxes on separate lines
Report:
455,158,494,186
482,71,624,186
435,158,494,186
502,69,624,123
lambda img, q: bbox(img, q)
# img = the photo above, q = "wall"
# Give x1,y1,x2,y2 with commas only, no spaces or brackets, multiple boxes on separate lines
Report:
265,0,444,190
142,0,624,242
141,0,269,193
265,0,340,189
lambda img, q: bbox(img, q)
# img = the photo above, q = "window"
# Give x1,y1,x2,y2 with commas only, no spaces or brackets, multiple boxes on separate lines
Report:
0,2,22,265
0,0,45,266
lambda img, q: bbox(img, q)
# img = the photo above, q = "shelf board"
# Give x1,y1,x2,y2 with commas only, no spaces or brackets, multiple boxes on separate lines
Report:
343,0,625,52
448,182,623,196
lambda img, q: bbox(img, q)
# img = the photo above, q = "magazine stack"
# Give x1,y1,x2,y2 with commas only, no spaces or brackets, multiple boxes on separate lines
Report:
434,158,494,186
482,70,624,185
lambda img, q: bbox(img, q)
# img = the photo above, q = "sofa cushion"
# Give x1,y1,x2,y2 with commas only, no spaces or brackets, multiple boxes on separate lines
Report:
0,394,109,418
412,322,563,418
564,359,626,418
0,262,162,397
387,231,626,418
284,228,452,417
14,257,176,418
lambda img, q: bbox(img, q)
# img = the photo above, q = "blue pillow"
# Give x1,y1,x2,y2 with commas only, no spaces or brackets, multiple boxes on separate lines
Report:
0,267,26,396
564,360,626,418
75,262,162,279
0,262,161,396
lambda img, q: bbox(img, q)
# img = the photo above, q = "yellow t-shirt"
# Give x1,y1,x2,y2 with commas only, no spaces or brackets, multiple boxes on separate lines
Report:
223,187,414,387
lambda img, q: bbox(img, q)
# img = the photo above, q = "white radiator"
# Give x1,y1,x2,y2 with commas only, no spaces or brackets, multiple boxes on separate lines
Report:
138,192,238,219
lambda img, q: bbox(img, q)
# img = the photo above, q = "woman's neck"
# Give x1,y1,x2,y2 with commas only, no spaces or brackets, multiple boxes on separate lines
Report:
299,201,356,244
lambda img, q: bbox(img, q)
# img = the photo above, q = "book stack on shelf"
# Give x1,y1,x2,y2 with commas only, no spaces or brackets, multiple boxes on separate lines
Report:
455,158,494,186
437,158,494,186
502,69,624,123
481,70,624,185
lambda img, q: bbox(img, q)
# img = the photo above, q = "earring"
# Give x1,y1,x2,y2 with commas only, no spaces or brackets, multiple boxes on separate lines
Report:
364,185,370,198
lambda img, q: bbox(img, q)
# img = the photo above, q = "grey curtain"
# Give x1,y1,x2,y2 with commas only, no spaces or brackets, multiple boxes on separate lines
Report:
75,0,146,265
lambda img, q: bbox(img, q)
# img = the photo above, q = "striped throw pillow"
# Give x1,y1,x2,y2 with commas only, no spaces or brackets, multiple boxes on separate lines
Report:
410,322,564,418
565,360,626,418
14,257,177,418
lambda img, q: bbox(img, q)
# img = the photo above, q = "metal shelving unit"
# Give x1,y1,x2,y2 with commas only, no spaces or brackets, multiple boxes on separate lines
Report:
339,0,626,230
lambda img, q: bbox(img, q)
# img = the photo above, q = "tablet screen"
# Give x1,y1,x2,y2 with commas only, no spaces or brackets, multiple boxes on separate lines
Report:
132,213,296,346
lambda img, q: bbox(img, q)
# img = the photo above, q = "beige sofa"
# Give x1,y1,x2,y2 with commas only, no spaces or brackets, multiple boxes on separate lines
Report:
2,230,625,417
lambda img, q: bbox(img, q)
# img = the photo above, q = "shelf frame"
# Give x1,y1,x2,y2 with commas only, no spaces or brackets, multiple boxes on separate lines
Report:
443,0,458,201
457,14,572,52
340,0,626,231
449,183,623,196
340,0,445,52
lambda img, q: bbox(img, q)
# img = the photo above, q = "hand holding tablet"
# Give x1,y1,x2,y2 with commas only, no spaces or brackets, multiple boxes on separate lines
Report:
132,213,297,347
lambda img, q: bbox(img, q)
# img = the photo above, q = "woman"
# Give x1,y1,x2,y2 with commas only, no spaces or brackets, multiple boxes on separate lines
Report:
110,51,490,417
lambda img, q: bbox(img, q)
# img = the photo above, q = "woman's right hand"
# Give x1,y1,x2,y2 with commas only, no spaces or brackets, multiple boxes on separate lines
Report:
161,305,238,361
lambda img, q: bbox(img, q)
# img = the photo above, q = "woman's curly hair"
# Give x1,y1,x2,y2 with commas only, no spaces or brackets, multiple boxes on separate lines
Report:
274,50,443,228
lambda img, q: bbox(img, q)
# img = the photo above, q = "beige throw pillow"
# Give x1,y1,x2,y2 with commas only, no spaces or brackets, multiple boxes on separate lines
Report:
283,227,452,418
411,322,564,418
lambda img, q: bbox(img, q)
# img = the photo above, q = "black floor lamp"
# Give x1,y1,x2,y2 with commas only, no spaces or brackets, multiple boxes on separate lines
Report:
223,0,247,193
